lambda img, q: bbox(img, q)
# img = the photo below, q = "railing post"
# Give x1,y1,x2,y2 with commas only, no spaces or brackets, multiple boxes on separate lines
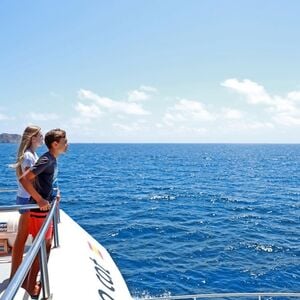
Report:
53,205,60,248
39,238,50,299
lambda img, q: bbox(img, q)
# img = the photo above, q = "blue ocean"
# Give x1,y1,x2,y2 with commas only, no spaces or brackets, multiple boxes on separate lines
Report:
0,143,299,298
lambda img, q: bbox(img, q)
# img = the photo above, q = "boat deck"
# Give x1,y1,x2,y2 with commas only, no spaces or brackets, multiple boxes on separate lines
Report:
0,209,132,300
0,211,31,299
48,210,132,299
0,254,13,294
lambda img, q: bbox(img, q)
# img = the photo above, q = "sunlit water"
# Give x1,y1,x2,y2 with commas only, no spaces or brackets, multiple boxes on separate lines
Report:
1,143,299,298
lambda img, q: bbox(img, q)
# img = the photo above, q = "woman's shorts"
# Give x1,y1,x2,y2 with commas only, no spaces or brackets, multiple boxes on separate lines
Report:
16,196,30,214
29,212,53,240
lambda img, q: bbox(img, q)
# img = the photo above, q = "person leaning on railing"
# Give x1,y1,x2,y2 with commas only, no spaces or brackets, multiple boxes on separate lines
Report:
19,128,68,298
9,125,43,280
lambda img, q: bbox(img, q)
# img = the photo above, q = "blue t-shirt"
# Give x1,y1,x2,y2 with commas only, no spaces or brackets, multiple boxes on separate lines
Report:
29,151,57,212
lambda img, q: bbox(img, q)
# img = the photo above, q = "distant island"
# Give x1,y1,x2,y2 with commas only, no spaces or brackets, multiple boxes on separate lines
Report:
0,133,21,143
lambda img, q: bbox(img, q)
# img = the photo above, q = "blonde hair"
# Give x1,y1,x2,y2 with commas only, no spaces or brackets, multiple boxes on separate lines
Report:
12,125,41,177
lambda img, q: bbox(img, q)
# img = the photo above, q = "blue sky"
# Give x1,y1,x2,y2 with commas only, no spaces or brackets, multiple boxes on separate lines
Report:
1,0,300,142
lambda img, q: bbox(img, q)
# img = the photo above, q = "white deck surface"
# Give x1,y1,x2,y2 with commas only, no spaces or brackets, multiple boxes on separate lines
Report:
0,211,31,299
0,255,12,295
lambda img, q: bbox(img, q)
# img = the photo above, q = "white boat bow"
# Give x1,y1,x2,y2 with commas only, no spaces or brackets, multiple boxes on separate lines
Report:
0,201,133,300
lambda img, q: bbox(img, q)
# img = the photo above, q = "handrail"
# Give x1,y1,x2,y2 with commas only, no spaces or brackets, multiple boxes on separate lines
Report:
140,292,300,299
0,199,59,300
0,204,40,212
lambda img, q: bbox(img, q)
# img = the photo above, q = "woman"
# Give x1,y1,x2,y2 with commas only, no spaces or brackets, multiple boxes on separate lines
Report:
10,125,43,279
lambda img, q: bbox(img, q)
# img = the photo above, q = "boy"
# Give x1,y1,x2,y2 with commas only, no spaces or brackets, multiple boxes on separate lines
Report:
19,128,68,297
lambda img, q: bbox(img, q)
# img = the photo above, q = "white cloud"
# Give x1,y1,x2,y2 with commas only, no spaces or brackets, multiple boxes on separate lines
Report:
243,121,274,129
176,99,215,121
0,107,13,121
113,122,140,131
64,81,300,141
0,113,11,120
162,113,182,126
128,85,157,102
78,89,114,109
222,78,300,128
224,120,274,130
287,91,300,102
70,117,92,126
222,108,243,120
222,78,273,105
273,114,300,126
128,90,149,102
75,102,102,118
29,112,59,121
177,125,208,134
163,99,215,126
270,96,295,113
140,85,158,93
78,89,150,115
154,122,208,138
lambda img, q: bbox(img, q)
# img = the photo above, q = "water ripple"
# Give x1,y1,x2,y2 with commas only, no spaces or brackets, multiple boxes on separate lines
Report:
0,143,299,297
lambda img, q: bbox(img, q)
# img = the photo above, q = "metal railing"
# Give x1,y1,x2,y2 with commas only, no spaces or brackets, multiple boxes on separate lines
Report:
139,292,300,300
0,199,60,300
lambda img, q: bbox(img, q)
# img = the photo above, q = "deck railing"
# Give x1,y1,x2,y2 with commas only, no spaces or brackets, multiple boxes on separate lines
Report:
140,292,300,300
0,199,59,300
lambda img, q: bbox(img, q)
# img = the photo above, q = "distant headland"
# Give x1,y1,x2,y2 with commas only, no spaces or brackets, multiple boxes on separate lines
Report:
0,133,21,143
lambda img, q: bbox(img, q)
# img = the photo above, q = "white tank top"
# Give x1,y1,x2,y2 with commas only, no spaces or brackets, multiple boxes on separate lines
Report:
17,150,39,198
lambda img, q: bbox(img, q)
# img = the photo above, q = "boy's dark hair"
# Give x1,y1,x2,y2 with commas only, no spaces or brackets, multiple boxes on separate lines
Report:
44,128,66,149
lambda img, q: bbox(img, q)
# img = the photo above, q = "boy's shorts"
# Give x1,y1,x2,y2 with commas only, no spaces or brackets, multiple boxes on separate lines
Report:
29,212,53,240
16,196,30,214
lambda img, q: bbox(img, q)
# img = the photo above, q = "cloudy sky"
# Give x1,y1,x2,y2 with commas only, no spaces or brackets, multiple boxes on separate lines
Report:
1,0,300,143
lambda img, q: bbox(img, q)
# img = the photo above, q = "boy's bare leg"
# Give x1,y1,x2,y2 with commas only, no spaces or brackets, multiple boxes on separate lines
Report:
25,239,52,296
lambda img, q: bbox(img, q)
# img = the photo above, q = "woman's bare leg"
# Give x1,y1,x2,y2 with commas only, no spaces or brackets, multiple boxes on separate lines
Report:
10,212,30,279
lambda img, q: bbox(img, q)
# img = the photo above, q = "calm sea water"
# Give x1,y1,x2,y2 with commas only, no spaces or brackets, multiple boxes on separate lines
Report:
0,143,299,298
